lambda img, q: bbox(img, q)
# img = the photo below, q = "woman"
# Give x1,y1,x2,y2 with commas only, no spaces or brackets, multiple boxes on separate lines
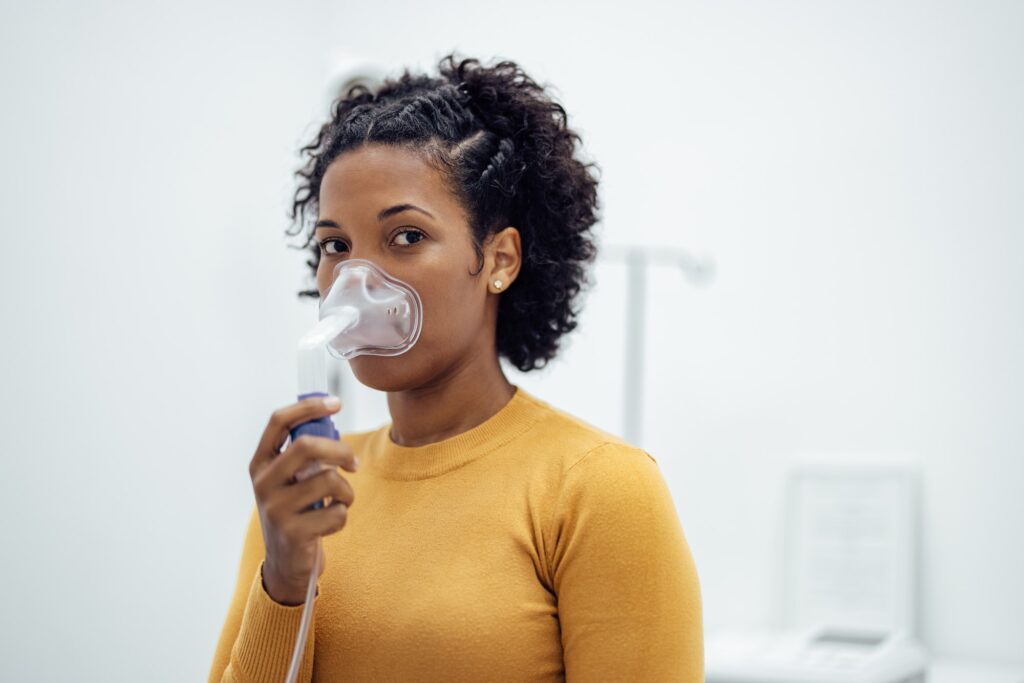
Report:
209,53,703,682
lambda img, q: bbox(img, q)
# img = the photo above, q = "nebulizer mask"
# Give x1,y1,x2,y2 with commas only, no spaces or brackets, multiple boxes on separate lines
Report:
282,258,422,683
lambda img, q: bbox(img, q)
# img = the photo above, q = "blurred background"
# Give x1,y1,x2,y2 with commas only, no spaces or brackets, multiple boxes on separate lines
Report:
1,0,1021,680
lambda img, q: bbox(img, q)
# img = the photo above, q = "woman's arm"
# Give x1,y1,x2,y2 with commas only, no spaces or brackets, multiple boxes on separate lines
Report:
207,505,319,683
547,443,704,682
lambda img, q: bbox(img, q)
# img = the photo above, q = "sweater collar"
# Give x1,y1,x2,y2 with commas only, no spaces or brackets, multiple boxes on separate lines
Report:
363,384,545,480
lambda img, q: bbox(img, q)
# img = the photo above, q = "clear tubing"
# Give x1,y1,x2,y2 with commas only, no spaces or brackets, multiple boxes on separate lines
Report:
283,541,322,683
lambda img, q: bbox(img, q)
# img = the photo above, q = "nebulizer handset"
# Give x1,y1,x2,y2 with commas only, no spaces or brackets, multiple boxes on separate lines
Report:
281,258,422,683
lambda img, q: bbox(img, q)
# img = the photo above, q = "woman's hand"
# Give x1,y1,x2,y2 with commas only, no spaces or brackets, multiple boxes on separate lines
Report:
248,396,358,605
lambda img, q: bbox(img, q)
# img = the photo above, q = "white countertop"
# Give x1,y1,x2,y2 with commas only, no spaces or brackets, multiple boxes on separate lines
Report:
928,659,1024,683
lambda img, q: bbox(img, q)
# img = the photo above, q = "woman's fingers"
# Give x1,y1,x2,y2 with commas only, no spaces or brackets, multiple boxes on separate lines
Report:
282,498,351,543
257,434,358,491
278,465,355,515
260,470,353,542
305,498,351,536
249,395,342,478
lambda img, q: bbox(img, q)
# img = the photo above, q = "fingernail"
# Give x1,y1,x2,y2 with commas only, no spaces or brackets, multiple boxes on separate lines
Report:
323,396,340,409
353,457,360,470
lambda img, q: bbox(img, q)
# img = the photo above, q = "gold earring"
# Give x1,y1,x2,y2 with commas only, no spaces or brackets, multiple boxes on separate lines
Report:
494,279,503,290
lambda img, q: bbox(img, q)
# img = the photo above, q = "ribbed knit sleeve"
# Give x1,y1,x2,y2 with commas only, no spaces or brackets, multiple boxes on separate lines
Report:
547,443,704,682
207,505,319,683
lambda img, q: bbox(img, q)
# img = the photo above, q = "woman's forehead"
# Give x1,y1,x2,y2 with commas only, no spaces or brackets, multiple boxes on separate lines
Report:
322,147,436,200
319,146,466,227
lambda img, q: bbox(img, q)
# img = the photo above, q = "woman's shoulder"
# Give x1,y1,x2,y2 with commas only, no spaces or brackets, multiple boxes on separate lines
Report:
516,387,658,469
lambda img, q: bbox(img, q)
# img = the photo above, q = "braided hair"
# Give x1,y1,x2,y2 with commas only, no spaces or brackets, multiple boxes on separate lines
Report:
286,52,601,372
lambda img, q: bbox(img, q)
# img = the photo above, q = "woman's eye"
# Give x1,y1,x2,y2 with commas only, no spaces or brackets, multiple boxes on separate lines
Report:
319,239,348,255
392,229,426,247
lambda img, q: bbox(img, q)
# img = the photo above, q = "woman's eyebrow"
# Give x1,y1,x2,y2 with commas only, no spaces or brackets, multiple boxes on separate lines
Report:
315,203,435,230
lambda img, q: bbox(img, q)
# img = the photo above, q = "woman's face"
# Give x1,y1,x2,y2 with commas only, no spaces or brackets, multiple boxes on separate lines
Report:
314,144,493,392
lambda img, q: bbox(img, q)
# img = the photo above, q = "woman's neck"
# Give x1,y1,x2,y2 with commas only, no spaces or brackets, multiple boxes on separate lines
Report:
385,350,516,447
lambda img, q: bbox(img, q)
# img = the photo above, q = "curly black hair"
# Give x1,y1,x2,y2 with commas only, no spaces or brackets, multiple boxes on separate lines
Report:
285,52,602,372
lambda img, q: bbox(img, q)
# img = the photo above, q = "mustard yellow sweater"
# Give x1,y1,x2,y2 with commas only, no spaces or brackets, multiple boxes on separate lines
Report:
208,385,703,682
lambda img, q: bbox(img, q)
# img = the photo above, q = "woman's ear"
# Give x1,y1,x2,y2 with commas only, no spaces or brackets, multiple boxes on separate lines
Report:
485,226,522,293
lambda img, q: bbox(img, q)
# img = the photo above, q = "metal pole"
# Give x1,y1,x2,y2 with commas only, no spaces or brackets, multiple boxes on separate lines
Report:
623,250,646,446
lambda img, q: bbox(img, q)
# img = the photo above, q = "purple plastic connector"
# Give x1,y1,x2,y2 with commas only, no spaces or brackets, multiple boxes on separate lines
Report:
290,391,339,511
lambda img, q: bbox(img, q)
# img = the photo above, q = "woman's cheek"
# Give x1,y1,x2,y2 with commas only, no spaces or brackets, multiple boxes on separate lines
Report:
418,299,450,348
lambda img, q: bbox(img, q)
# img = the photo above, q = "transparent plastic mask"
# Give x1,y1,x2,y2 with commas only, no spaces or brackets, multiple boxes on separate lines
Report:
318,258,423,359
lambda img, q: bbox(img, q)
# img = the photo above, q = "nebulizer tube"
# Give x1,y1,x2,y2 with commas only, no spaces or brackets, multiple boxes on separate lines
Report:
282,258,423,683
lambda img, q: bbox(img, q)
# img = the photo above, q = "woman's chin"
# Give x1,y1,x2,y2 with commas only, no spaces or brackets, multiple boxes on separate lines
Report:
347,353,424,392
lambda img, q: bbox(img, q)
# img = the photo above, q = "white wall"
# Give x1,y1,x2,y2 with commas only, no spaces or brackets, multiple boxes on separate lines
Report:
1,0,1021,680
